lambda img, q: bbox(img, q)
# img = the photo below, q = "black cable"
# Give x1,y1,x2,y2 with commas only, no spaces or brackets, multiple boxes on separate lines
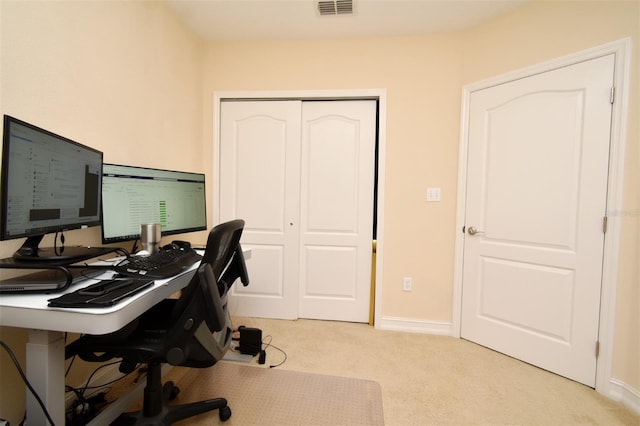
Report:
262,335,287,368
65,357,137,424
54,231,61,255
65,384,87,419
65,249,127,273
96,247,130,260
0,340,56,426
115,247,130,258
76,248,131,269
52,231,66,255
65,383,111,425
80,360,123,394
65,354,78,377
65,384,85,404
77,361,139,400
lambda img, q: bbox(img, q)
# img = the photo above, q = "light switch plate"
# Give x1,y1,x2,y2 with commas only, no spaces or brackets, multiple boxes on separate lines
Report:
427,187,441,202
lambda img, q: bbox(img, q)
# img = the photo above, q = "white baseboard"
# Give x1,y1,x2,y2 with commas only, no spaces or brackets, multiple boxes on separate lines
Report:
375,316,453,335
610,378,640,415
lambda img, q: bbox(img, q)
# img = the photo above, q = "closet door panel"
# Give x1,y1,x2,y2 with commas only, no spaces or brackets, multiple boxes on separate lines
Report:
298,100,376,322
220,101,301,319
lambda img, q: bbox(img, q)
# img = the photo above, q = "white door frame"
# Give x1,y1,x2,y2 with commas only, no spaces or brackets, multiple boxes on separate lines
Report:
213,89,387,324
452,38,631,396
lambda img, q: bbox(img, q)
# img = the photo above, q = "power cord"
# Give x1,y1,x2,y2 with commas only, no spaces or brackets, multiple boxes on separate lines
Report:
65,357,139,424
261,335,287,368
109,247,130,259
54,230,65,255
0,340,56,426
78,359,131,395
65,384,109,426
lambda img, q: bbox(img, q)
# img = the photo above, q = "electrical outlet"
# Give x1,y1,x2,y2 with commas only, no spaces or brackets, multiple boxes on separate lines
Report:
403,277,412,291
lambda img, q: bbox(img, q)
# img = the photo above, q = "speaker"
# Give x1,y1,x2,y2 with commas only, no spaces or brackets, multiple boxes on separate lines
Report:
238,326,262,356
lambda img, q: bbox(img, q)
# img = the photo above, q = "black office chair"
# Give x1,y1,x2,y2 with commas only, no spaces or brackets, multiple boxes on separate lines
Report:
66,219,249,425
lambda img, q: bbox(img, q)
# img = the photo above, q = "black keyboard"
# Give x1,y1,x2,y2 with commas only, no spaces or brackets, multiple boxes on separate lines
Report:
114,247,202,279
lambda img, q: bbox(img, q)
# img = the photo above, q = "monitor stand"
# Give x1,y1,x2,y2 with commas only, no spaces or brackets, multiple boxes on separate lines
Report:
13,235,117,264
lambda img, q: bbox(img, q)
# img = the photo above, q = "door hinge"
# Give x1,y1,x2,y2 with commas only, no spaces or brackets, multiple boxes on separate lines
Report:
610,86,615,104
603,216,608,234
595,341,600,358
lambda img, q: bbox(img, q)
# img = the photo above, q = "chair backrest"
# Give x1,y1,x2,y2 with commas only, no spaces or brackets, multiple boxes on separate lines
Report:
165,219,248,367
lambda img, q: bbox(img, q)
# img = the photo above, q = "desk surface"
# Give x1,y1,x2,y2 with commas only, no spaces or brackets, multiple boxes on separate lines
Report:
0,247,251,334
0,258,198,334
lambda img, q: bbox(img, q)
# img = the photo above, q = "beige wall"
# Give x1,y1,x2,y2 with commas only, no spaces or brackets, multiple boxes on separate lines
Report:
0,0,208,257
202,33,465,321
0,0,637,423
0,1,203,423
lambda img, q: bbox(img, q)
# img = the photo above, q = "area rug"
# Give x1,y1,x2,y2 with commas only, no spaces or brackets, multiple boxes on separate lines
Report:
172,361,385,425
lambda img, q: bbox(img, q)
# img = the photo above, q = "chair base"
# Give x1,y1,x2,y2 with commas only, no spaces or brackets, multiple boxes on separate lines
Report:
111,395,231,426
111,362,231,425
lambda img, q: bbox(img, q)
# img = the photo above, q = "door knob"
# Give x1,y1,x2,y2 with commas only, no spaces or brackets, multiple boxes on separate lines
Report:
467,226,484,235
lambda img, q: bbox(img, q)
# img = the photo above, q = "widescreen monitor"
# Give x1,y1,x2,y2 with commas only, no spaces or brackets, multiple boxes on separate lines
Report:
1,115,106,261
101,163,207,245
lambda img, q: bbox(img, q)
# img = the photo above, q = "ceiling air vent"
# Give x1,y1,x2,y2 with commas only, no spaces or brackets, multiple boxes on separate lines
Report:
317,0,353,16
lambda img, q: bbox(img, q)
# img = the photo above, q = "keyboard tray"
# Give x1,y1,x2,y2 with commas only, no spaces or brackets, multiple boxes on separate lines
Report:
48,278,154,308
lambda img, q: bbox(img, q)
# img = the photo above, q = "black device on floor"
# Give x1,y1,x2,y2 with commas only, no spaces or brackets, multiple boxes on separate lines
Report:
47,278,154,308
238,326,262,356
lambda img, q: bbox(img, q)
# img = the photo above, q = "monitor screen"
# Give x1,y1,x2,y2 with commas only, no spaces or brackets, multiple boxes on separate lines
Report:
1,115,105,261
101,163,207,245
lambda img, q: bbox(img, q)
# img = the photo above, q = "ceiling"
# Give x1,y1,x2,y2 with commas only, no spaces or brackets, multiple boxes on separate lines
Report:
165,0,529,42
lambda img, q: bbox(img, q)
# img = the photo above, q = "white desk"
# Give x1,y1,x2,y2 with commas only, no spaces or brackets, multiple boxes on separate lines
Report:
0,260,199,425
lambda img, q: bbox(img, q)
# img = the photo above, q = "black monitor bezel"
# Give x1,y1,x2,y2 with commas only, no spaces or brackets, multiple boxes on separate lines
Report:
1,115,104,243
100,163,208,245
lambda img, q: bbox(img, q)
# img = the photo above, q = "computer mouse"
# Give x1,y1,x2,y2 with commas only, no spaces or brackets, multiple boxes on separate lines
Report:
171,240,191,250
136,250,150,256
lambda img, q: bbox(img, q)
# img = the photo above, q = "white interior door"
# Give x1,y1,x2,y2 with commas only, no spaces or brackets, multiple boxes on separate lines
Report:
461,54,615,387
220,101,301,319
219,99,376,322
298,101,376,322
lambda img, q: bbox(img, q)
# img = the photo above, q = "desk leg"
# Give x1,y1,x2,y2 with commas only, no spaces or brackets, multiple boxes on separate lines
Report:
26,330,65,426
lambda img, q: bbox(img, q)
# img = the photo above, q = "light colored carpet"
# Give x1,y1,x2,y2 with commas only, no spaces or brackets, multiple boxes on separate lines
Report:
111,317,639,425
227,318,640,425
171,362,384,425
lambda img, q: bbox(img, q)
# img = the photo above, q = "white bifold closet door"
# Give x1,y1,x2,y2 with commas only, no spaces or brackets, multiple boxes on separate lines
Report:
219,100,377,322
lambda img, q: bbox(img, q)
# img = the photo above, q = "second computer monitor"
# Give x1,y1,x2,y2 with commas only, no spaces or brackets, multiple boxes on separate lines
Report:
101,163,207,244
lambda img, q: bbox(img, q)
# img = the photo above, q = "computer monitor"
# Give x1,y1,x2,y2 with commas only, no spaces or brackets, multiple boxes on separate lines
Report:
1,115,107,261
101,163,207,245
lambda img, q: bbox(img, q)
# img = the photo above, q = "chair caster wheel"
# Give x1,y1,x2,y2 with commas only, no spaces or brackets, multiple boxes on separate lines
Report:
169,385,180,400
219,406,232,421
163,382,180,400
